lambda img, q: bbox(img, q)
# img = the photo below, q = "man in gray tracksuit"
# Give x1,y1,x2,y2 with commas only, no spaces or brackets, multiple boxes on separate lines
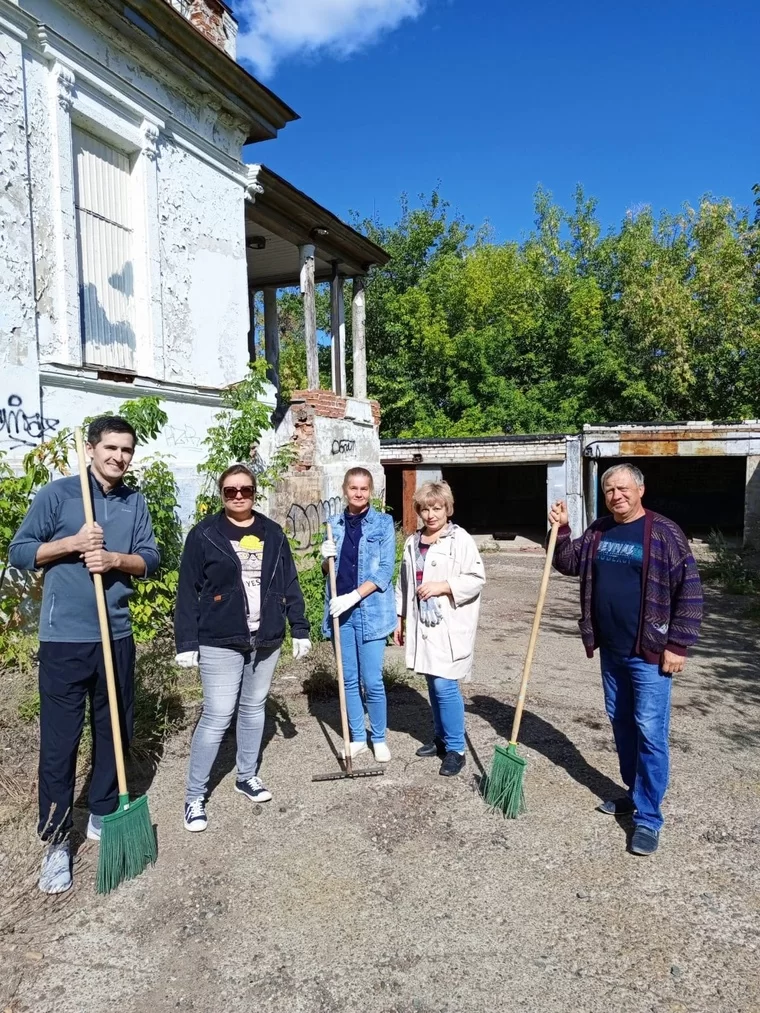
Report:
9,416,159,893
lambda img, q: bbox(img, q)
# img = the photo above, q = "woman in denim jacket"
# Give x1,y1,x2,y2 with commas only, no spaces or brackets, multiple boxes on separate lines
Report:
321,468,397,763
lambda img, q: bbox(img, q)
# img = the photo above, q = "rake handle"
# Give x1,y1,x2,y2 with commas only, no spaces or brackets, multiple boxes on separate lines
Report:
75,429,128,798
509,520,560,744
327,522,353,775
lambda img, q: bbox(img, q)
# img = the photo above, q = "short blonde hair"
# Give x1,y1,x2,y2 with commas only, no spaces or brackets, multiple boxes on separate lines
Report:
413,480,454,517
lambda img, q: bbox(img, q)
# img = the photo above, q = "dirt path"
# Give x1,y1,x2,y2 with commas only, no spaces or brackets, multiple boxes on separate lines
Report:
2,554,758,1013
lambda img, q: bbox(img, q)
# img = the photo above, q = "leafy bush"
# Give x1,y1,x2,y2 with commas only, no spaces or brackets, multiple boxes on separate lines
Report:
703,531,759,595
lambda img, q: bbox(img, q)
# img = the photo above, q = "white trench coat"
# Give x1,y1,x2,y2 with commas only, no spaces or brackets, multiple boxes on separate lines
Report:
395,524,485,681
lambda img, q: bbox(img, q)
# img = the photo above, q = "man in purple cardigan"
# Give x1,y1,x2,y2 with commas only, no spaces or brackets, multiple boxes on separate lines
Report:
549,463,703,856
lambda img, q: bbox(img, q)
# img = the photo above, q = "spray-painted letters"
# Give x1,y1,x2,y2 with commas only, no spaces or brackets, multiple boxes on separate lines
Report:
286,496,343,549
0,395,59,450
331,438,355,456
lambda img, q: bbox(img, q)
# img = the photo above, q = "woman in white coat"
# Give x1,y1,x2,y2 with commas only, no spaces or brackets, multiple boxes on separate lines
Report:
394,481,485,776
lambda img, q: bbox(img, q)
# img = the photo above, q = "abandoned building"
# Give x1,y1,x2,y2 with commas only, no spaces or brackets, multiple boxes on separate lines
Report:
1,0,389,529
382,422,760,547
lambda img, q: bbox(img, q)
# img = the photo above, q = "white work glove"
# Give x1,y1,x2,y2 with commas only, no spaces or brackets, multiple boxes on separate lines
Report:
329,589,361,618
292,638,312,660
175,651,199,668
321,538,337,560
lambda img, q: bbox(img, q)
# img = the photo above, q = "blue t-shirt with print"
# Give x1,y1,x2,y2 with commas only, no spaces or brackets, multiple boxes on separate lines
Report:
593,516,645,657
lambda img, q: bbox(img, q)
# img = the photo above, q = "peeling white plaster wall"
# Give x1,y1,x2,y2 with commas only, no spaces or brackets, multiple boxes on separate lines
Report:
0,29,42,450
158,144,249,388
2,0,256,521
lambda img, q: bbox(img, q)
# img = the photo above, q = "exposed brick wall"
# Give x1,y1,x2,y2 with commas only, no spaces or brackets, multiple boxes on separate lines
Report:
380,439,565,465
167,0,237,57
291,389,381,428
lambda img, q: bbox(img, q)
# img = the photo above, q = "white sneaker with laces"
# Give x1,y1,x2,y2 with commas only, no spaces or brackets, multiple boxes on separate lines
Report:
340,741,369,760
373,742,392,763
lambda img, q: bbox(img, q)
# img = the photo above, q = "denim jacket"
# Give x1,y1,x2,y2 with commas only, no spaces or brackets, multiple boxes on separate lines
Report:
322,506,397,642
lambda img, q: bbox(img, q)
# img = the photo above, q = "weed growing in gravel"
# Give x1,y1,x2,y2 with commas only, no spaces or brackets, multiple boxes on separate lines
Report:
702,531,760,595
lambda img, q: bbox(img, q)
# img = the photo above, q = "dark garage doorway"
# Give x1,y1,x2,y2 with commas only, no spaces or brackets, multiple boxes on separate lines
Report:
443,464,546,537
594,456,746,539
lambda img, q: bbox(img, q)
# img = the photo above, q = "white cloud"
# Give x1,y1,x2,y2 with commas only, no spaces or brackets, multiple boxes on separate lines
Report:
234,0,424,78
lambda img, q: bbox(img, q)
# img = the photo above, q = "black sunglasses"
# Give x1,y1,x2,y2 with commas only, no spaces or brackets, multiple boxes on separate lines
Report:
222,485,254,501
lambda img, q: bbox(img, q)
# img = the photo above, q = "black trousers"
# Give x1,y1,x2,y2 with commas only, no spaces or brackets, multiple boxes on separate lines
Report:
37,637,136,843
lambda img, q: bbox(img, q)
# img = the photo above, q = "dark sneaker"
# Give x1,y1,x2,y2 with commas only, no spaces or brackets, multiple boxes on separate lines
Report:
184,797,207,832
416,737,446,758
630,825,659,856
235,776,273,803
596,796,636,816
439,751,466,777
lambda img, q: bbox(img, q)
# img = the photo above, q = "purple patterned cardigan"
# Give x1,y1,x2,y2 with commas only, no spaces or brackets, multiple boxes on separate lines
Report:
552,510,703,664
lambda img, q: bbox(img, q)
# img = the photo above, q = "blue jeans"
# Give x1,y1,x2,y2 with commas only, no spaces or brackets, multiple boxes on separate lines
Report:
426,676,465,754
600,650,673,832
338,607,387,743
186,644,281,802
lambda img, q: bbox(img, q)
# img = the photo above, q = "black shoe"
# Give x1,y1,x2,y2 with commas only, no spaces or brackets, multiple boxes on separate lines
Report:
439,751,466,777
416,737,446,758
596,796,636,816
630,825,659,856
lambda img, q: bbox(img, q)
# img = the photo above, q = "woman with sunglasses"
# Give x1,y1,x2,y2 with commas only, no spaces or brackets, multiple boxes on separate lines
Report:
174,464,311,832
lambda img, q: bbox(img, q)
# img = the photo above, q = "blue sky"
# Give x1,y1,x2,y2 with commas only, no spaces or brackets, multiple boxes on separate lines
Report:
239,0,759,243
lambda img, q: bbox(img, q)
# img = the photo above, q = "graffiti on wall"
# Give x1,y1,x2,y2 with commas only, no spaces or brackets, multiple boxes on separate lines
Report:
331,438,356,456
0,395,59,450
164,423,202,449
286,496,343,549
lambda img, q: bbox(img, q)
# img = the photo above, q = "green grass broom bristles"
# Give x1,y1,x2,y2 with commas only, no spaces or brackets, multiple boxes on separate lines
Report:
482,742,527,818
96,793,157,895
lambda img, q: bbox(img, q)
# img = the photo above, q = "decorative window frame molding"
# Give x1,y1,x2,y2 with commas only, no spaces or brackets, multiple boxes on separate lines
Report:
44,45,165,380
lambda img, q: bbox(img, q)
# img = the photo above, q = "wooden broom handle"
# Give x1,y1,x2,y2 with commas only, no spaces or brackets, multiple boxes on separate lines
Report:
326,522,353,775
509,520,560,744
75,429,128,798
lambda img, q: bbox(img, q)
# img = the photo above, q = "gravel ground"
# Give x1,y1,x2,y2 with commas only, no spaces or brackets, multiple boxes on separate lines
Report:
1,553,758,1013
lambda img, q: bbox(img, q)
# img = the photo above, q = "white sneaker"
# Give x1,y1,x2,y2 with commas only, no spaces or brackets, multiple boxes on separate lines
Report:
86,814,102,841
372,742,391,763
340,741,369,760
39,841,72,894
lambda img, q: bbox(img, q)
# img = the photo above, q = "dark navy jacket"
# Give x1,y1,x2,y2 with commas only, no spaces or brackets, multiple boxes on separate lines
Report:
175,510,309,653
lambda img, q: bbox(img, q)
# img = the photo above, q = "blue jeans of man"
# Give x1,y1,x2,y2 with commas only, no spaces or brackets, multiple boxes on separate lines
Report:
338,606,387,744
600,649,673,832
425,675,465,753
186,643,281,802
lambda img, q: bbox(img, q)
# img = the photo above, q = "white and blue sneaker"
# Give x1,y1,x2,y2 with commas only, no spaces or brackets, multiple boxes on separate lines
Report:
234,776,272,803
184,797,208,832
39,840,72,894
86,813,103,841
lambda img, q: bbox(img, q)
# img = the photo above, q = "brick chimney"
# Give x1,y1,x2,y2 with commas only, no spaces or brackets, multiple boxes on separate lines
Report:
167,0,239,59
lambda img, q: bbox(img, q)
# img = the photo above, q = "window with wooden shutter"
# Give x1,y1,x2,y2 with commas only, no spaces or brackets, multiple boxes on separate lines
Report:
73,127,136,371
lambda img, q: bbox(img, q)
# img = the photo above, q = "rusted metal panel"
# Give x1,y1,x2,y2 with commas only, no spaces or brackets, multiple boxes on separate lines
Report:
620,439,678,456
402,467,417,535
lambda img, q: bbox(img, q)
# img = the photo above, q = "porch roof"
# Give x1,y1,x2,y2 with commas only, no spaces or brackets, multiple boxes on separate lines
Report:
245,165,389,288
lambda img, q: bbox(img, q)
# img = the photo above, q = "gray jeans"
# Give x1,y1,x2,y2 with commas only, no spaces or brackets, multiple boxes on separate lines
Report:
185,644,281,802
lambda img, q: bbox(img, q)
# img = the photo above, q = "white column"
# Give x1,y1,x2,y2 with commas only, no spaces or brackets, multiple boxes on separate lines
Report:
330,271,346,396
351,276,367,399
299,243,318,389
263,286,279,389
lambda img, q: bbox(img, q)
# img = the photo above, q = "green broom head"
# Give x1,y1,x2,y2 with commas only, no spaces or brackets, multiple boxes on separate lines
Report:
482,742,527,818
96,793,157,895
